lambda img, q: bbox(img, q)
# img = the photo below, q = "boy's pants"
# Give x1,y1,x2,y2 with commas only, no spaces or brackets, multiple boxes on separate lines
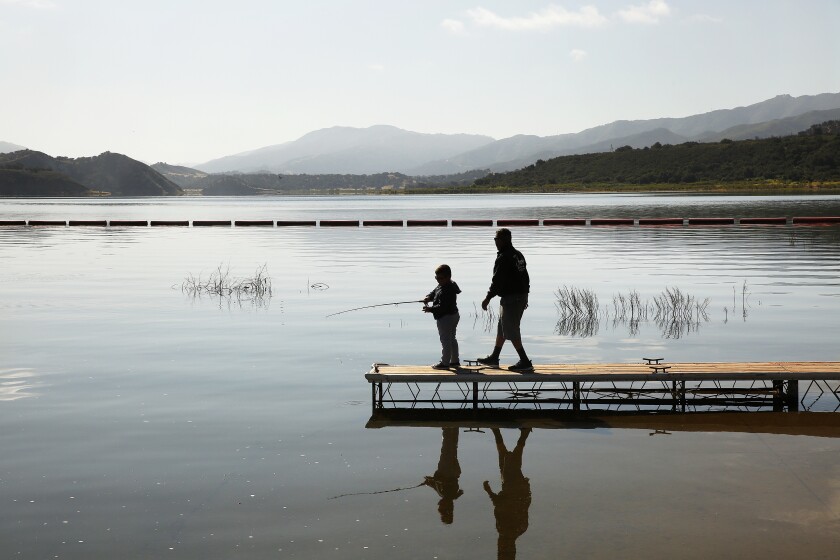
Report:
437,312,460,364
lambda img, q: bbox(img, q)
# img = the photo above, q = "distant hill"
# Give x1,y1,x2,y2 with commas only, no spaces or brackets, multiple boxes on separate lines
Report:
477,128,691,174
197,172,415,195
150,162,208,184
412,93,840,174
150,162,208,188
475,122,840,188
196,125,495,174
149,164,489,195
0,150,183,196
194,93,840,175
0,168,91,196
699,108,840,142
0,141,26,154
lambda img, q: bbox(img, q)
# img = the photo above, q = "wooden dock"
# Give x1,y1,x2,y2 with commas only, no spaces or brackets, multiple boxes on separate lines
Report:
366,361,840,412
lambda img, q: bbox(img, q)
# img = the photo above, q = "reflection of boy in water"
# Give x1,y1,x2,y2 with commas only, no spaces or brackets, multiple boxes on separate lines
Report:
423,427,464,524
483,428,532,560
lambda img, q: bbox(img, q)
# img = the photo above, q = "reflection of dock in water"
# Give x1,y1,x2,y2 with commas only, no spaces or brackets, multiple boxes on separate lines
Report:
366,361,840,413
366,409,840,438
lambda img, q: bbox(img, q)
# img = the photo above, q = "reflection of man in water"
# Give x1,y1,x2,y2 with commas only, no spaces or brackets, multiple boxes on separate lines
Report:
483,428,532,560
423,427,464,524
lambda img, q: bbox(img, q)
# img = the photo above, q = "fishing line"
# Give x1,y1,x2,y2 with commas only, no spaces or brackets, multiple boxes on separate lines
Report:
328,481,426,500
326,300,425,318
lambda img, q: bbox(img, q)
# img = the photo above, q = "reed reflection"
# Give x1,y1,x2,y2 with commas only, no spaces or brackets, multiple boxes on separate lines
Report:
555,284,715,339
423,427,464,524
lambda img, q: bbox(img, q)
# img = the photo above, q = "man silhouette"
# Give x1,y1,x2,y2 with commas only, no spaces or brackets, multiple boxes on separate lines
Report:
478,228,533,372
483,428,532,560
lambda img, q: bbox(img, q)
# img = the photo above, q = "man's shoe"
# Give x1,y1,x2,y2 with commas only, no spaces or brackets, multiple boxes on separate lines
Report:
508,359,534,373
431,362,449,370
449,362,461,368
476,355,500,367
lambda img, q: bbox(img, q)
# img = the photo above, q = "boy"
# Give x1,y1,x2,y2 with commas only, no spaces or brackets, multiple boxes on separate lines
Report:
423,264,461,369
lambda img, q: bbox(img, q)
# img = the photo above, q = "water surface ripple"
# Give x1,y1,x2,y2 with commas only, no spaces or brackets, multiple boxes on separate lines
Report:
2,194,840,559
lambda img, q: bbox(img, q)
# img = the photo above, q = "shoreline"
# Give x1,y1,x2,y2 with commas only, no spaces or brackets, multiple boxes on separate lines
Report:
4,181,840,198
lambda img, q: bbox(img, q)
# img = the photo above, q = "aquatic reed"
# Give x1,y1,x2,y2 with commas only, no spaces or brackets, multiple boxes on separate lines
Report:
652,286,709,339
557,284,712,338
182,263,272,307
554,285,600,337
471,302,498,333
555,285,600,319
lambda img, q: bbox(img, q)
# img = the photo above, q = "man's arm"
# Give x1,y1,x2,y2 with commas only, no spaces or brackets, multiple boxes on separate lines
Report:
482,255,509,310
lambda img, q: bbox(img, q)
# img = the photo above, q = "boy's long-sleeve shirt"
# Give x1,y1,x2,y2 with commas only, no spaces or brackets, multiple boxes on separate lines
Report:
426,282,461,320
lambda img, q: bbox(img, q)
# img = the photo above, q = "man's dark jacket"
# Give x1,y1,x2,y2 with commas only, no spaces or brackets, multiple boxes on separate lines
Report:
487,247,529,299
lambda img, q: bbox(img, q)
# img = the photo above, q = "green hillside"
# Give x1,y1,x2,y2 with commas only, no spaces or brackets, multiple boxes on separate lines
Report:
475,122,840,190
0,150,183,196
0,169,92,196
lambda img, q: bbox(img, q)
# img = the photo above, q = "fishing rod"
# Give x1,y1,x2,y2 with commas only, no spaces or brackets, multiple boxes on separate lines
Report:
326,300,425,318
329,481,426,500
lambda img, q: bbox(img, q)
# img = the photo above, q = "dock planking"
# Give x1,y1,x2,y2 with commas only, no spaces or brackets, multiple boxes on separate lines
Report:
366,361,840,383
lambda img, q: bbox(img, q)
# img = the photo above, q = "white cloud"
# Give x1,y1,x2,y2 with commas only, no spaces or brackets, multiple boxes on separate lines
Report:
688,14,723,24
0,0,57,8
569,48,588,62
368,64,385,72
441,18,465,34
466,5,607,31
616,0,671,24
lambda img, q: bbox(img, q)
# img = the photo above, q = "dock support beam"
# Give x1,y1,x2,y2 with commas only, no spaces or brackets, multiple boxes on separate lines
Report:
372,383,377,413
773,380,784,411
786,380,799,412
773,380,800,411
473,382,479,409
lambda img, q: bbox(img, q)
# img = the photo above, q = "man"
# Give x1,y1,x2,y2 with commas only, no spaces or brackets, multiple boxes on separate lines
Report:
478,228,533,373
483,428,532,560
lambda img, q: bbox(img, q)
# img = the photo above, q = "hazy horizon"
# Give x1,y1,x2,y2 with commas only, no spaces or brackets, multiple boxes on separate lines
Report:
2,0,839,166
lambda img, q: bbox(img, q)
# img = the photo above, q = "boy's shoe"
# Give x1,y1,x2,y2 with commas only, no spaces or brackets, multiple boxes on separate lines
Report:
508,359,534,373
476,355,500,367
449,362,461,368
431,362,449,370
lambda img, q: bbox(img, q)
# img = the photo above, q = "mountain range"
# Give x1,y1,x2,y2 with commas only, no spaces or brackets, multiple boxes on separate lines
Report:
193,92,840,175
2,92,840,194
196,125,494,175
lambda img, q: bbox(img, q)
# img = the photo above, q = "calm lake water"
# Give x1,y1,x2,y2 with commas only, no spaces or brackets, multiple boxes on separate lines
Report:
2,194,840,559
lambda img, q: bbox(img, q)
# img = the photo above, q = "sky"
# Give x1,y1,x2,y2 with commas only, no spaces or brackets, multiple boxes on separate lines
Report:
1,0,838,165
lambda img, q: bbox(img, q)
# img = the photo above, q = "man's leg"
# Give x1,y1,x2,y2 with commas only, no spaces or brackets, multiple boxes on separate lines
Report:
478,311,505,366
505,295,532,371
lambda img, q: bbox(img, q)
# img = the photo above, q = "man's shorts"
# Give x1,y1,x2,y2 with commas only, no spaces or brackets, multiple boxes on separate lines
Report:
497,293,528,341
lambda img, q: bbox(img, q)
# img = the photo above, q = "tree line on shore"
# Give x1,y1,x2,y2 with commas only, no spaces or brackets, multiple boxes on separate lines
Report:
473,121,840,189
